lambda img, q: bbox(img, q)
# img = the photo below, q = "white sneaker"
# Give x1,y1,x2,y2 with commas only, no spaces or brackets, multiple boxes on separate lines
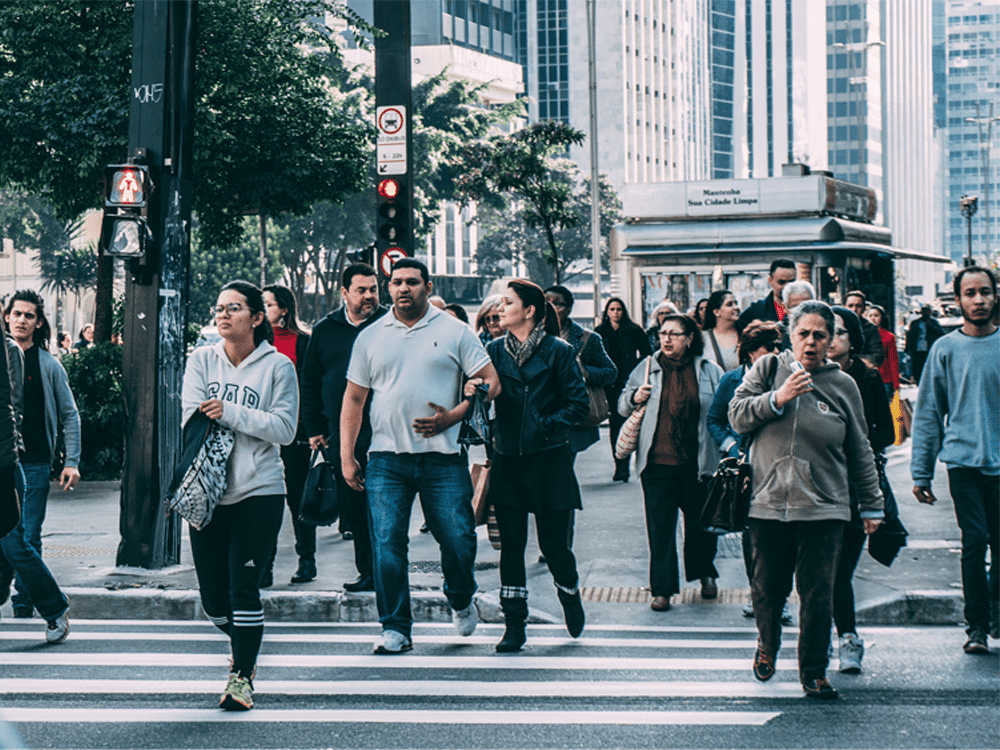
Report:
452,603,478,636
373,629,412,654
839,633,864,673
46,613,70,644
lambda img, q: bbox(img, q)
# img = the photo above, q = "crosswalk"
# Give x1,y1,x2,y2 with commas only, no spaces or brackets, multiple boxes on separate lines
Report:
0,619,805,740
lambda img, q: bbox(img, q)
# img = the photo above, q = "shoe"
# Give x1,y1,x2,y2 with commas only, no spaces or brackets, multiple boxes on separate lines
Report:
219,672,254,710
227,659,257,681
45,613,70,644
963,628,990,654
557,589,585,638
419,524,430,533
802,677,839,699
650,596,671,612
289,559,316,584
374,629,413,654
343,575,374,592
452,603,478,637
13,605,33,619
612,461,630,482
752,646,776,682
742,603,755,618
496,624,527,653
537,555,546,564
342,530,354,541
838,633,864,673
781,603,793,626
700,577,718,599
258,569,273,589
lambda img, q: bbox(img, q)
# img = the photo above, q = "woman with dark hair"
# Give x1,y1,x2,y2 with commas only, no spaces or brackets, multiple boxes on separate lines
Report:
182,279,299,710
862,304,900,403
701,290,741,372
466,279,589,651
692,298,709,329
444,303,470,325
619,313,724,611
75,324,94,350
729,300,883,699
827,306,896,674
596,297,652,482
260,284,313,586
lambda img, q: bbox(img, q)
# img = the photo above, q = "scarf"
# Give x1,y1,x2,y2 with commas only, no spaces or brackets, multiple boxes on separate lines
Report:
504,324,547,368
650,352,699,465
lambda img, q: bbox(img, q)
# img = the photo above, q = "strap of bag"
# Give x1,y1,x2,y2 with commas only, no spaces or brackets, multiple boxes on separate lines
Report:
708,329,725,369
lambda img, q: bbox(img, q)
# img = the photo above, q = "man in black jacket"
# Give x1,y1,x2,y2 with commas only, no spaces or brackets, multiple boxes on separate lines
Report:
301,264,387,592
737,259,797,332
844,291,885,367
905,306,944,385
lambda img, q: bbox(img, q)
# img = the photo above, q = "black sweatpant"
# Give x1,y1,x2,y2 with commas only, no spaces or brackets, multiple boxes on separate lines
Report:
189,494,284,679
264,443,315,575
832,524,867,637
493,504,579,593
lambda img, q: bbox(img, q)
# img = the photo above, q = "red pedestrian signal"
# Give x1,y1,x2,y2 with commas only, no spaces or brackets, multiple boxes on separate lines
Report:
105,164,150,208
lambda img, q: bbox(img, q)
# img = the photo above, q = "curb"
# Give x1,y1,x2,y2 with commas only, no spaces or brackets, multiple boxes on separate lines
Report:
856,590,965,626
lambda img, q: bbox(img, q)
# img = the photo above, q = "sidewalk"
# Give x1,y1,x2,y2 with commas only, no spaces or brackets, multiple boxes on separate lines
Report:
1,386,969,629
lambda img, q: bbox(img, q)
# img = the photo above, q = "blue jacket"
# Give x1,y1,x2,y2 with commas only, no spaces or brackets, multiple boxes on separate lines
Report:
707,365,747,457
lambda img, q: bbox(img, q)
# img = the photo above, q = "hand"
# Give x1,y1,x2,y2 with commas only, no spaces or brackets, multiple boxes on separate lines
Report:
342,456,364,492
463,378,484,398
773,368,813,409
413,402,456,438
633,384,652,406
309,435,328,451
198,399,224,420
863,518,882,535
59,466,80,491
913,486,937,505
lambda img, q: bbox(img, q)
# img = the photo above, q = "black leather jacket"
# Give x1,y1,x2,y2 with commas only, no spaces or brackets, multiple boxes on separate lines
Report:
487,334,589,457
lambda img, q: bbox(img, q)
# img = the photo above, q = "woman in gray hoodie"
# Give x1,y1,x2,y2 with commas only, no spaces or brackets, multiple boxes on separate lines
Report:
729,300,882,700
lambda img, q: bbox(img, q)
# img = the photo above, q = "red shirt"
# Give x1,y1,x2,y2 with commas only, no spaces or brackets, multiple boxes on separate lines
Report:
876,328,900,390
272,327,299,365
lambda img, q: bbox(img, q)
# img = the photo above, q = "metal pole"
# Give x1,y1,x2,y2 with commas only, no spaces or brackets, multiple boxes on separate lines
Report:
586,0,600,327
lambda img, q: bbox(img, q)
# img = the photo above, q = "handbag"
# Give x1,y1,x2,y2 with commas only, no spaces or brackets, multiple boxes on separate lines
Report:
458,383,492,447
298,447,339,527
700,456,753,534
166,412,235,531
470,460,491,526
615,357,652,460
578,329,610,427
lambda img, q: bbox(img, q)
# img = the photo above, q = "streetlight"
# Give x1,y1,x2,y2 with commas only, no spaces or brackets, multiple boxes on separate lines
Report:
832,40,885,185
960,195,978,267
965,102,1000,259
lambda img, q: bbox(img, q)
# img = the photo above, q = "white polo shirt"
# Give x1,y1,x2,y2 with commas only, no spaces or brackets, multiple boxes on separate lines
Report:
347,304,491,455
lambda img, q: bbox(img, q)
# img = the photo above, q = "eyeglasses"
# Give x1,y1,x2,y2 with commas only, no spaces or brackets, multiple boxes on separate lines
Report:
659,331,689,339
485,315,501,324
210,303,246,317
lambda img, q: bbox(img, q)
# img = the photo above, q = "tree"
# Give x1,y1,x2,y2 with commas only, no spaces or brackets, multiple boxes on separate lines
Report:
473,163,623,288
454,121,587,284
38,240,100,335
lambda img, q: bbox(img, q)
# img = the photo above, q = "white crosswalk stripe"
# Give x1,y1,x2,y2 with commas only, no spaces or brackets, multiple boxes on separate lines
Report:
0,620,799,732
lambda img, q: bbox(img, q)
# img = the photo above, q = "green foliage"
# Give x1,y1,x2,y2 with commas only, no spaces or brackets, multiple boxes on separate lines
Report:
61,342,125,480
0,190,74,265
454,121,587,283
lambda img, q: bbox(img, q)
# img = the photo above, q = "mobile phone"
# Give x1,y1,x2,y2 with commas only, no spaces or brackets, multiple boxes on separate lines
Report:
791,361,804,372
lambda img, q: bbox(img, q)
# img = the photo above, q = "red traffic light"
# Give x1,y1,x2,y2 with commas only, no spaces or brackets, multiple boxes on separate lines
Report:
110,169,143,205
377,178,400,200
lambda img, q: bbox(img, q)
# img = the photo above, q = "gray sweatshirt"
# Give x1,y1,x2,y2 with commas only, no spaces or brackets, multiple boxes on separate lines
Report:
729,350,883,523
910,328,1000,484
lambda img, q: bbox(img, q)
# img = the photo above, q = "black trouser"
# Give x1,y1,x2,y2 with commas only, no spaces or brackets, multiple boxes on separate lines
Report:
832,524,866,636
639,464,718,598
189,494,284,678
911,351,929,384
749,518,844,684
265,443,315,573
334,457,373,580
493,504,578,593
948,467,1000,633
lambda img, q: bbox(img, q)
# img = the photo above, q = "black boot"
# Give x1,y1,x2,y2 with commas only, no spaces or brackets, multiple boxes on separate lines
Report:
290,558,316,584
496,597,528,653
612,458,630,483
557,587,585,638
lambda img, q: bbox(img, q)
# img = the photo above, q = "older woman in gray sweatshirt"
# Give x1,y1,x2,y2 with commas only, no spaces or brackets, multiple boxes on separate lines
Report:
729,300,882,700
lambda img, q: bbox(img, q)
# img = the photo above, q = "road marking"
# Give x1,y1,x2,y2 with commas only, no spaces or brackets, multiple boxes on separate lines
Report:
0,653,798,671
0,678,805,698
1,707,781,726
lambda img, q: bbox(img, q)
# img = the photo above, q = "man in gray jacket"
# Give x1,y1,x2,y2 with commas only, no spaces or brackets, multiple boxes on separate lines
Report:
3,290,80,618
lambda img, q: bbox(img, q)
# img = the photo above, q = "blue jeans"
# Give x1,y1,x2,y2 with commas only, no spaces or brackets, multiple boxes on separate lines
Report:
366,452,478,637
2,465,67,621
11,462,52,611
947,468,1000,633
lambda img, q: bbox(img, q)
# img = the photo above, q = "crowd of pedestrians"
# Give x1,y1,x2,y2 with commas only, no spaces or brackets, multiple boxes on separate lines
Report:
0,258,995,712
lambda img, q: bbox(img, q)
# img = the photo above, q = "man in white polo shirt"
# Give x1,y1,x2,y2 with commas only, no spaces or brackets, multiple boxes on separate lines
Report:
341,259,501,654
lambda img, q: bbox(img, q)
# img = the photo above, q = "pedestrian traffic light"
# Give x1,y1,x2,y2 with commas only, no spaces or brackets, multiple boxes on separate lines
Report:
376,176,410,255
100,162,153,258
104,165,150,209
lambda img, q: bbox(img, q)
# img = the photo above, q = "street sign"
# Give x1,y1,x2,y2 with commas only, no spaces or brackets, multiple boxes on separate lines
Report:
380,247,407,277
376,105,407,175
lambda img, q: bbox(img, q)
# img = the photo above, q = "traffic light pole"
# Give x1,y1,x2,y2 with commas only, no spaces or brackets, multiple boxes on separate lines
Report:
116,0,196,568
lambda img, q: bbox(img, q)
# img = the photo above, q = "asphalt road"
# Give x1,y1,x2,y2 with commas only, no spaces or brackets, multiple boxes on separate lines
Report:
1,619,997,749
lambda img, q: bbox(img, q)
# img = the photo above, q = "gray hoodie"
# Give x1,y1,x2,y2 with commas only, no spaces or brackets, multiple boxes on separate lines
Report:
728,350,883,523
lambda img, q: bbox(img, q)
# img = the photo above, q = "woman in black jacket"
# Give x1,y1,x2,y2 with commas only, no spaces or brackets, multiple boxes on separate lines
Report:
465,279,590,652
596,297,651,482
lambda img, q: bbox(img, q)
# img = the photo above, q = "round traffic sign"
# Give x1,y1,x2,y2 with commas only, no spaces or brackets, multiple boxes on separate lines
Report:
380,247,407,277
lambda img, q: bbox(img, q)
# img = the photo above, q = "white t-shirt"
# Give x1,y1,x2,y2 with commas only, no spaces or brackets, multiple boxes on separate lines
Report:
347,304,491,455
